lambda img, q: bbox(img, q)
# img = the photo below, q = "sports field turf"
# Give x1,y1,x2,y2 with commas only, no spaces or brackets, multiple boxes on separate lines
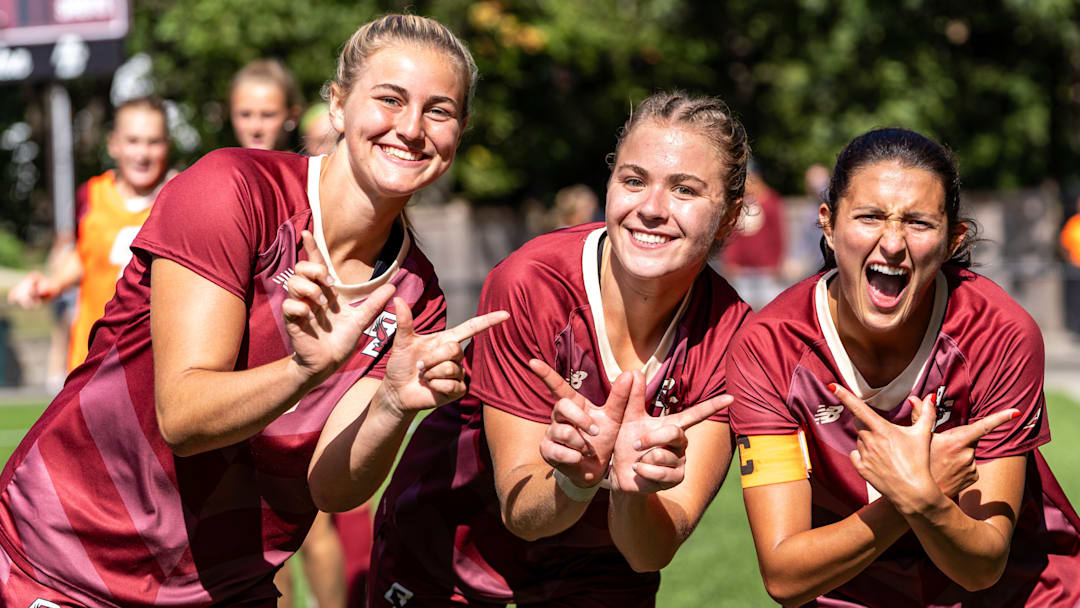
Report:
0,392,1077,607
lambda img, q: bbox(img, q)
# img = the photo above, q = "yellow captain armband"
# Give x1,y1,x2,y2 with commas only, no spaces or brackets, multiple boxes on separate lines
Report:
737,431,811,489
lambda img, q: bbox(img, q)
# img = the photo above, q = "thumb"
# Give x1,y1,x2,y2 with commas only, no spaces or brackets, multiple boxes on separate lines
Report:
604,371,635,424
913,393,937,435
352,284,395,334
392,296,415,345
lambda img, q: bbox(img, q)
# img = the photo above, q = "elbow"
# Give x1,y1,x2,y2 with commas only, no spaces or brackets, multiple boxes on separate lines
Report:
623,552,672,574
760,571,813,607
499,510,547,542
955,562,1006,592
156,408,200,458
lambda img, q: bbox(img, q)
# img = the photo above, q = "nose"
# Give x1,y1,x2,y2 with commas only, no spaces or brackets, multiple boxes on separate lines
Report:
878,219,906,257
637,187,669,223
396,105,424,145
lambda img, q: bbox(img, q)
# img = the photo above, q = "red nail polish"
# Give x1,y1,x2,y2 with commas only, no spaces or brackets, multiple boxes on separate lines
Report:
928,393,936,405
827,383,837,393
1011,410,1021,420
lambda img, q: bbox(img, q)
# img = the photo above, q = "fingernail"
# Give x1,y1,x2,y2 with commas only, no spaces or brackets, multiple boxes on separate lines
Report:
589,425,600,436
633,440,641,450
826,383,837,393
907,396,919,407
928,393,936,405
1010,410,1021,420
319,295,328,306
631,463,638,472
416,361,425,371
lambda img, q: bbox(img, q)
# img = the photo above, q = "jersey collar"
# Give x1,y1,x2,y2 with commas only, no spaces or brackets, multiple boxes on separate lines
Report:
814,269,947,411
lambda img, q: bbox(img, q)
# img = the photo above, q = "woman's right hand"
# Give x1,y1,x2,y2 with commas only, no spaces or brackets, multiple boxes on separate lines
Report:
283,231,396,383
528,359,632,488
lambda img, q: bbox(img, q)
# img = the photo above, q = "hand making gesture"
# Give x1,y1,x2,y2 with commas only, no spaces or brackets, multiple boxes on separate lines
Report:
609,371,731,494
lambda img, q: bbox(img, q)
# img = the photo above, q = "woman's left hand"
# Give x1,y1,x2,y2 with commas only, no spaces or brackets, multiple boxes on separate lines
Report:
378,299,508,416
609,371,732,494
831,384,940,513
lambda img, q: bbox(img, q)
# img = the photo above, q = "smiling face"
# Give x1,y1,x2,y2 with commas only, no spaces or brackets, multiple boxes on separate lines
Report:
328,44,466,203
605,120,730,288
821,160,964,338
230,80,290,150
107,106,169,195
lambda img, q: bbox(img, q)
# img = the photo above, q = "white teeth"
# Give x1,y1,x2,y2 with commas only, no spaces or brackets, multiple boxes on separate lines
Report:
381,145,423,161
631,230,671,245
868,263,908,276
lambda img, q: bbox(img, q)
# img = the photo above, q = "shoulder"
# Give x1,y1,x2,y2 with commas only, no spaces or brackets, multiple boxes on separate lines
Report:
175,148,306,185
731,274,821,365
688,266,752,338
484,223,596,291
943,267,1042,351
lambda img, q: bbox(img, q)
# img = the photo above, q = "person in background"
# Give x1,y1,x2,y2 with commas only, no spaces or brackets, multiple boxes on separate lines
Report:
552,183,600,228
1060,195,1080,339
719,159,786,309
302,102,339,156
8,95,174,373
229,58,303,151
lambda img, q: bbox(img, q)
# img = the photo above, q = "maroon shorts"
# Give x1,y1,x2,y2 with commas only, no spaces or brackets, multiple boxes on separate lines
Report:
367,529,655,608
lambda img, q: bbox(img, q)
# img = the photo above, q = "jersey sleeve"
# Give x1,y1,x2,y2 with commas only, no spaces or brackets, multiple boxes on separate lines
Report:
131,150,264,300
727,323,801,437
468,258,559,424
968,312,1050,460
686,278,752,424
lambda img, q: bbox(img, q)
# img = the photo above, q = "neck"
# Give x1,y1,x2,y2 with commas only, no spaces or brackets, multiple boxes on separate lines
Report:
829,279,935,387
318,150,408,282
113,172,163,199
601,241,698,370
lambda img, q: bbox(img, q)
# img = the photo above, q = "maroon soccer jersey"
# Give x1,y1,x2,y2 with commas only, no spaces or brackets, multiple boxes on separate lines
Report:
0,149,445,607
373,224,750,604
729,267,1080,607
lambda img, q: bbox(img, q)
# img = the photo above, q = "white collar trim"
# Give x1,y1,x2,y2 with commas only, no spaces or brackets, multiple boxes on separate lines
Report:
581,227,692,384
814,269,947,410
305,155,409,300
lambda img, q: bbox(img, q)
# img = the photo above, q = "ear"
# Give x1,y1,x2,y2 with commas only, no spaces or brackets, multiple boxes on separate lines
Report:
818,202,836,251
328,84,347,134
948,222,968,257
105,129,120,161
715,196,743,242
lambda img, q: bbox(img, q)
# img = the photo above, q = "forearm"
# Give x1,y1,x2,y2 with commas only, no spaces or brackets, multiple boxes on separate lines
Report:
495,463,595,541
156,354,318,456
901,494,1011,591
309,382,418,512
758,499,909,606
608,491,687,572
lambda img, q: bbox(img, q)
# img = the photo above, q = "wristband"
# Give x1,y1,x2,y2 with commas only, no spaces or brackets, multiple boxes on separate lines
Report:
553,469,600,502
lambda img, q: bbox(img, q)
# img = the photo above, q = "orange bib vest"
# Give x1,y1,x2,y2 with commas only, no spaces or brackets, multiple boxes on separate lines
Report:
70,171,154,370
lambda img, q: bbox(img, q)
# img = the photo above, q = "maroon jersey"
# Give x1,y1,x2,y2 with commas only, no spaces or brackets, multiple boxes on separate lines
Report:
373,224,750,604
729,267,1080,607
0,149,445,607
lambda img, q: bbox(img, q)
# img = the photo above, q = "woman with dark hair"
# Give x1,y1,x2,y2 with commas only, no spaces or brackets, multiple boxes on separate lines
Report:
729,127,1080,606
369,91,752,607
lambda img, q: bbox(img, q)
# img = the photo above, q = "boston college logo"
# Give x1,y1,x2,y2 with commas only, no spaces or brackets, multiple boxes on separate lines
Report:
362,311,398,357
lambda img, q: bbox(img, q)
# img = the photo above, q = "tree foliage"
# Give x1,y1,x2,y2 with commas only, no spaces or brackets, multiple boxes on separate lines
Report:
2,0,1080,240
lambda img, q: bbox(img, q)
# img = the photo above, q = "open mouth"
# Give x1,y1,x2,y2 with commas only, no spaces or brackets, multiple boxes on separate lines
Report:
866,263,909,307
379,145,427,162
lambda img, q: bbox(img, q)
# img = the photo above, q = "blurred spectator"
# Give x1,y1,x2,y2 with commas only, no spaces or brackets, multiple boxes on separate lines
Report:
7,96,174,376
721,160,785,309
1061,195,1080,338
781,163,831,282
301,102,339,156
553,183,600,228
229,59,302,151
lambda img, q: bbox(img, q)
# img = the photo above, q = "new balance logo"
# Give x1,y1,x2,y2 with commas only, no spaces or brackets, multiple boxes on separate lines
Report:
30,600,61,608
384,582,414,606
814,404,844,424
1022,407,1042,431
362,311,398,357
565,370,588,389
271,268,296,291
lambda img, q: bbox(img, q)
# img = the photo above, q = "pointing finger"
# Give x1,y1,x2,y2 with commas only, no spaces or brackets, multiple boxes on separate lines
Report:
392,296,416,344
912,393,937,435
945,408,1021,446
445,310,510,343
301,230,327,268
352,284,396,334
830,383,886,432
668,394,733,430
528,359,582,404
602,371,635,425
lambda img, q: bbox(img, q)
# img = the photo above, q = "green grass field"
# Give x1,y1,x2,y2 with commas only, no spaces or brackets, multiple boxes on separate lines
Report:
0,392,1077,607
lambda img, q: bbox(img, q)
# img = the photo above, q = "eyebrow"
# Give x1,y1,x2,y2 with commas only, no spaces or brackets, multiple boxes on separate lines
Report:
373,83,459,109
617,164,708,185
849,204,942,220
